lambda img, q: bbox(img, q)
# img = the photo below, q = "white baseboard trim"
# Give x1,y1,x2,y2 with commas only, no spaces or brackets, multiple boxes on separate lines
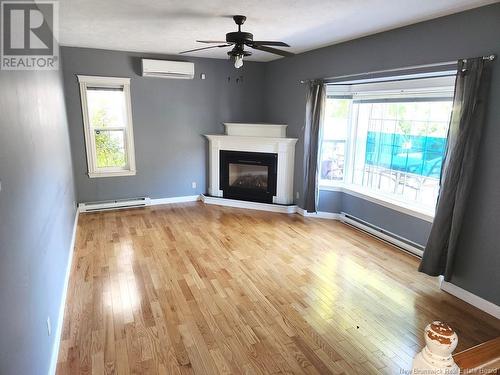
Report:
149,195,200,205
201,194,297,214
296,207,340,219
439,276,500,319
49,207,80,375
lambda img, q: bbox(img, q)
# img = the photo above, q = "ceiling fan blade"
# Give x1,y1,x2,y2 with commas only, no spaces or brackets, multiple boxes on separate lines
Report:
251,41,290,47
180,44,231,54
250,44,295,57
196,40,229,44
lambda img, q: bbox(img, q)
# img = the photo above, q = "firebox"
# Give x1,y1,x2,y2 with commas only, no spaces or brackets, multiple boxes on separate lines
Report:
220,150,278,203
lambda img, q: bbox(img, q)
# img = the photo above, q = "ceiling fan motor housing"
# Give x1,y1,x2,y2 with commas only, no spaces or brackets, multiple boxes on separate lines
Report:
226,32,253,44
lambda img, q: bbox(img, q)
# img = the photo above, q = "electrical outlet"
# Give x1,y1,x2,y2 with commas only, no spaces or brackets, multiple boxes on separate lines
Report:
46,316,51,336
191,181,197,189
296,191,300,199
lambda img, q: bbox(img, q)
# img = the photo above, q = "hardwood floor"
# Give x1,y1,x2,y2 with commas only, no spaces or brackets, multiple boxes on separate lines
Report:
56,202,500,374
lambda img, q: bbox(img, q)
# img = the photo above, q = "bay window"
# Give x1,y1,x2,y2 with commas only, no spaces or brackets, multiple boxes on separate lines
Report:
320,76,455,215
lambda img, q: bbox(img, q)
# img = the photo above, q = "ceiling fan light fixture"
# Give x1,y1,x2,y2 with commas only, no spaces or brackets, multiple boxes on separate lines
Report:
234,54,243,69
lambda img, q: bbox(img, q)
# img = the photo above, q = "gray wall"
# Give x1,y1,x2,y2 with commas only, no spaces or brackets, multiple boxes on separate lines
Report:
264,3,500,304
341,194,431,247
61,47,266,202
0,67,76,372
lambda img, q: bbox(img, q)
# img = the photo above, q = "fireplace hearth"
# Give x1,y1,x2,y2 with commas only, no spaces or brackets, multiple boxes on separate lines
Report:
220,150,277,203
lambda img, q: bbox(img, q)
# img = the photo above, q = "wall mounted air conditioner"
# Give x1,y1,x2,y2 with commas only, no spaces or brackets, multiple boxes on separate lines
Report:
141,59,194,79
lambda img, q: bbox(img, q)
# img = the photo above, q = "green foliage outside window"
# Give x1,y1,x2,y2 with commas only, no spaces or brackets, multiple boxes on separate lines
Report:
95,130,126,168
90,97,127,169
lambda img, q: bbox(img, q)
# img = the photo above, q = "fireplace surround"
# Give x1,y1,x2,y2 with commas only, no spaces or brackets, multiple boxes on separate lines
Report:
205,123,297,205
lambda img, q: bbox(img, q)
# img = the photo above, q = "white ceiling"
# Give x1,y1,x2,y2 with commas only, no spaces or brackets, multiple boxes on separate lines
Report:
58,0,498,62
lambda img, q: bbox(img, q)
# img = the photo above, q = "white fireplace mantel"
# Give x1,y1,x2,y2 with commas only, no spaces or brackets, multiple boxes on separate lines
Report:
205,123,298,205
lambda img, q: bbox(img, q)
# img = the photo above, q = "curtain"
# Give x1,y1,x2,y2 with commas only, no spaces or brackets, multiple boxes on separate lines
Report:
303,82,326,213
419,58,491,280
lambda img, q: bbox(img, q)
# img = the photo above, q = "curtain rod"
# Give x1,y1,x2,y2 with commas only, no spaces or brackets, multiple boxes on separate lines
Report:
299,54,496,84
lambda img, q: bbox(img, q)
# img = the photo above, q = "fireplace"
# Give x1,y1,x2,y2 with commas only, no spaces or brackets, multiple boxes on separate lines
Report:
205,123,297,205
220,150,277,203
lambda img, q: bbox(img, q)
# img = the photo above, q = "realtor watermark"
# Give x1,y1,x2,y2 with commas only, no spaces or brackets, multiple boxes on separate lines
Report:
400,369,498,374
1,1,59,70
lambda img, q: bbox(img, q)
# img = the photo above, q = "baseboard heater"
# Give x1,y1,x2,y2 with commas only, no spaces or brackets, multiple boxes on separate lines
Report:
79,197,151,212
339,212,424,257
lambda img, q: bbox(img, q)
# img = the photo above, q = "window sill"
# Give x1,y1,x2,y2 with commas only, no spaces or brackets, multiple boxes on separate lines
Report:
88,170,136,178
319,183,434,222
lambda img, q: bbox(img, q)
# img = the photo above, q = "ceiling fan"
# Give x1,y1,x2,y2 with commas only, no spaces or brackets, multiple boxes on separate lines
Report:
180,15,294,69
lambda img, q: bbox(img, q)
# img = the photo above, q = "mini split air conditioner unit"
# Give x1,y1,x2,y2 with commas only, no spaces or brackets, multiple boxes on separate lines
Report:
141,59,194,79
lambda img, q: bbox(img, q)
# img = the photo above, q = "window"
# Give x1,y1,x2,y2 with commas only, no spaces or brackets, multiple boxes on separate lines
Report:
78,75,136,178
320,75,455,215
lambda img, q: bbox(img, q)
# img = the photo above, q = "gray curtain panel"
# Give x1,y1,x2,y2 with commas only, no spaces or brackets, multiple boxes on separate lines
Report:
419,58,491,280
303,82,326,212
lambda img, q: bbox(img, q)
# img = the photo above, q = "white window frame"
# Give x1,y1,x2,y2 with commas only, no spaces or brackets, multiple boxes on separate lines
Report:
78,75,136,178
319,75,456,220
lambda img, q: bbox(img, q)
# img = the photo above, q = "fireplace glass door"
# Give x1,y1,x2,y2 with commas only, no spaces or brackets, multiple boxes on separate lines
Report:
229,164,269,190
220,151,277,203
